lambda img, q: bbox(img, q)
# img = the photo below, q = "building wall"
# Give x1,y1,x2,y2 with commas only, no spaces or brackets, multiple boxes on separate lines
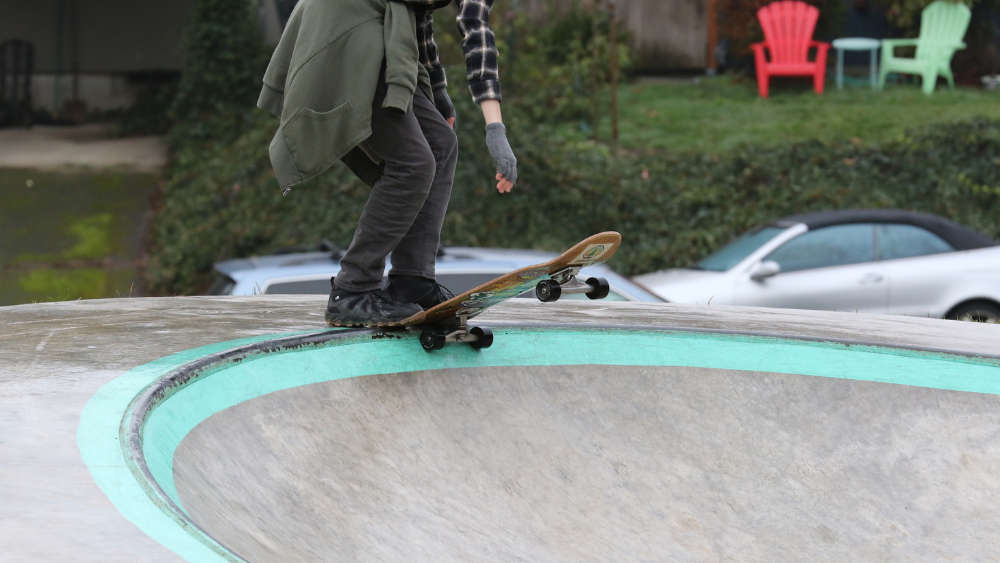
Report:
523,0,708,70
1,1,195,111
0,0,194,74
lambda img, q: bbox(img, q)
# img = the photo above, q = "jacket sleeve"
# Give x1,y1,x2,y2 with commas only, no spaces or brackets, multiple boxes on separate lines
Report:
382,2,421,113
258,5,304,117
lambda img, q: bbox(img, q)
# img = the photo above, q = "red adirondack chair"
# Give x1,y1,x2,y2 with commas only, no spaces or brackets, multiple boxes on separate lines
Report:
751,1,830,98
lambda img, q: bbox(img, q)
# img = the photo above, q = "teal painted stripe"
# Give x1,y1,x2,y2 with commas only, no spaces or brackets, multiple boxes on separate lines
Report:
80,327,1000,563
143,329,1000,511
77,331,325,563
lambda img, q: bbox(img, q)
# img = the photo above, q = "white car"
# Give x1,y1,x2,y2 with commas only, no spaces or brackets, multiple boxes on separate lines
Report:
634,210,1000,321
209,246,663,303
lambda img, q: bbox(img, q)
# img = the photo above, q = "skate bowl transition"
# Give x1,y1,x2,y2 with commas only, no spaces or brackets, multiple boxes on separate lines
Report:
78,320,1000,562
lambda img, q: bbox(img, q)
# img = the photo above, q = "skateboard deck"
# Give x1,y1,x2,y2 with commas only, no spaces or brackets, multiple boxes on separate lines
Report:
403,232,622,349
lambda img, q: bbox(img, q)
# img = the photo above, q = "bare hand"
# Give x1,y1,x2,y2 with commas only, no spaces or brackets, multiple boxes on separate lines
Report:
447,116,456,130
496,173,514,193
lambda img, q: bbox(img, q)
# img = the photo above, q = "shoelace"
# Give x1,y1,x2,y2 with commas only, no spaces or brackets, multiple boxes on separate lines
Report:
369,288,397,304
434,283,455,302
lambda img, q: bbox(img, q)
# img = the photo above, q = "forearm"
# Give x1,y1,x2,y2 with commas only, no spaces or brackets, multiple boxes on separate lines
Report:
480,99,502,124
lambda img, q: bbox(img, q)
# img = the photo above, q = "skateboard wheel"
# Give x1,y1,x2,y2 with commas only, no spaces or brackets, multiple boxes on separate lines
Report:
535,280,562,302
470,326,494,350
420,330,446,351
585,277,610,300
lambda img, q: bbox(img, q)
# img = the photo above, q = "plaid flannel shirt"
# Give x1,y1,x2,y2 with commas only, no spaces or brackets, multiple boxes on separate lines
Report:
413,0,502,103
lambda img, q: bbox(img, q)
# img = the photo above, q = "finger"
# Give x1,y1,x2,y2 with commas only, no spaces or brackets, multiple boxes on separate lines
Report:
495,173,515,193
447,117,456,130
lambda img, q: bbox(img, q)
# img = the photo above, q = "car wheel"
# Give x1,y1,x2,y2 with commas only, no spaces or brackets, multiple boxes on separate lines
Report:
947,301,1000,324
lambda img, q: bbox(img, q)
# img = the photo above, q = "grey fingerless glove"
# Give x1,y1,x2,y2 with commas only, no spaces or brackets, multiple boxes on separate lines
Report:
433,88,456,124
485,122,517,184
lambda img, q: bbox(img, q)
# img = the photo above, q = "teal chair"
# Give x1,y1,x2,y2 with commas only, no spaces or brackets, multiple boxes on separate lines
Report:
879,1,971,94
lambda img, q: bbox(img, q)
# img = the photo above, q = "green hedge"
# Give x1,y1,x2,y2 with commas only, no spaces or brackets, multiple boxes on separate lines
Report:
146,106,1000,296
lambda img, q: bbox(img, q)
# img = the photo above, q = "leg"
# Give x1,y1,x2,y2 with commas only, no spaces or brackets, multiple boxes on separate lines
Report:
752,46,769,98
757,70,769,98
870,48,878,89
836,48,844,91
878,56,890,90
922,70,937,95
814,45,829,95
388,87,459,280
335,72,437,292
943,68,956,89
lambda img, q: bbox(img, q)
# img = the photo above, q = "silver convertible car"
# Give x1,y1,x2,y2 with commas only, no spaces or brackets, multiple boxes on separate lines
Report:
634,210,1000,321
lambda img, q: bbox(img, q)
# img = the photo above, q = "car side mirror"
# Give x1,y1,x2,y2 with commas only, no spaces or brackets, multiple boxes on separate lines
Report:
750,260,781,281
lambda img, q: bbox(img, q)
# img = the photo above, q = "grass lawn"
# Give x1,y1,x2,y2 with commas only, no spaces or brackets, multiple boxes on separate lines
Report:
0,169,158,306
578,77,1000,154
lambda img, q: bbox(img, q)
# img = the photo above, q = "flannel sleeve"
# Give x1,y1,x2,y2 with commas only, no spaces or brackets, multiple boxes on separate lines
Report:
416,11,448,91
455,0,502,103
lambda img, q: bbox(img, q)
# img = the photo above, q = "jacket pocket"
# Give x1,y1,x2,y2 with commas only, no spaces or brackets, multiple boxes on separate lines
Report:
282,103,367,177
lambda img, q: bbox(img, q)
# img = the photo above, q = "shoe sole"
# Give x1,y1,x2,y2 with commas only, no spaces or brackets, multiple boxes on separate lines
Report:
325,311,426,328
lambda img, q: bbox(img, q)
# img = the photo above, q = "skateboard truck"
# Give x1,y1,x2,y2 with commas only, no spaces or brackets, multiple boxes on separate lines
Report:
534,267,610,303
420,314,494,352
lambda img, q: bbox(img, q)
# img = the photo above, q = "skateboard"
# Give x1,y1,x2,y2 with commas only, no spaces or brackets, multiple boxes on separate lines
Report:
403,231,622,351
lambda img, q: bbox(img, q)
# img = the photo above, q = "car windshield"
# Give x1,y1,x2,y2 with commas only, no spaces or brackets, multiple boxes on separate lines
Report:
694,227,787,272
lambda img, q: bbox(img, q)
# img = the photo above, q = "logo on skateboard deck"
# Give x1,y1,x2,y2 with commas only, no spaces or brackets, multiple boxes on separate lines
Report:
573,243,613,264
520,267,549,280
450,269,551,316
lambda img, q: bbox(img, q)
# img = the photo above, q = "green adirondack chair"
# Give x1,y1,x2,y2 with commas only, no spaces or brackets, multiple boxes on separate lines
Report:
879,1,971,94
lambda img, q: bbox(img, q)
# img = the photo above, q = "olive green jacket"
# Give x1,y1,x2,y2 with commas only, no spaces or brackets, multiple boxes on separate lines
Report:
258,0,432,191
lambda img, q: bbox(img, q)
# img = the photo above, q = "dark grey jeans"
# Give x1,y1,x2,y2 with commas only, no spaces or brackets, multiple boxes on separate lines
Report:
335,73,459,292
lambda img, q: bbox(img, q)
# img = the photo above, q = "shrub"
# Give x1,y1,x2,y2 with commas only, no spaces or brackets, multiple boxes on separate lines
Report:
168,0,267,165
503,2,632,130
431,0,631,132
145,111,1000,295
882,0,984,32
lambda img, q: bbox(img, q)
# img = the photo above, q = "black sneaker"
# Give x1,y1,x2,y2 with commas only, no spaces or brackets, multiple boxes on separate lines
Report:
325,285,424,327
385,275,455,310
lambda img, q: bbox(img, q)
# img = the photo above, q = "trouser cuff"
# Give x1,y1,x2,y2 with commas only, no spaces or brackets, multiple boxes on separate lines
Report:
334,278,382,292
388,269,435,280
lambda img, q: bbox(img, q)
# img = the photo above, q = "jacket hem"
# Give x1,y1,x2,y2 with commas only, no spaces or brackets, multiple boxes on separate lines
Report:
274,128,373,191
